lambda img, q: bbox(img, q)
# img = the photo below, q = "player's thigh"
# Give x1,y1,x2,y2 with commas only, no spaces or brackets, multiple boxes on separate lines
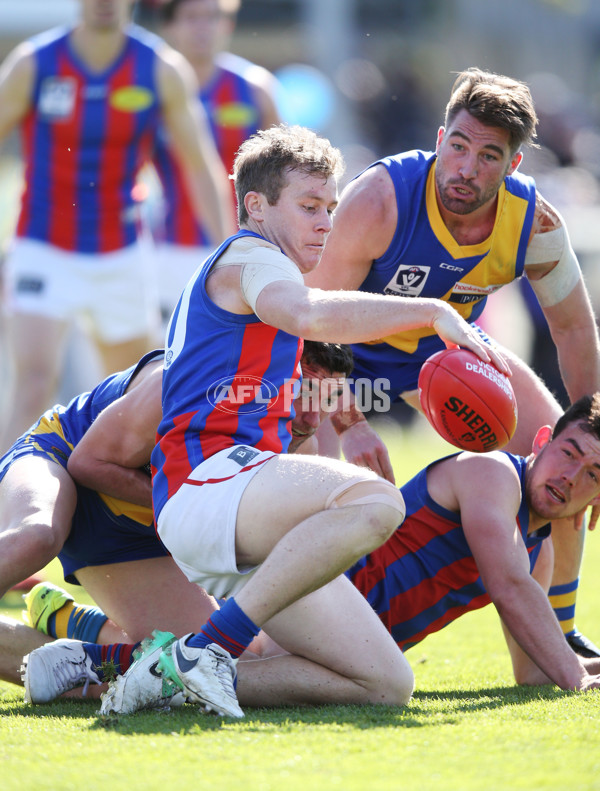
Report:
4,312,69,380
0,456,76,538
75,556,218,641
236,452,382,558
262,574,413,695
493,342,563,452
95,335,155,375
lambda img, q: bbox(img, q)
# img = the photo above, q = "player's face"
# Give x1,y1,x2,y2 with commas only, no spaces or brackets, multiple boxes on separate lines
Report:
289,363,346,453
255,170,338,274
79,0,135,30
165,0,230,61
526,423,600,522
435,109,521,216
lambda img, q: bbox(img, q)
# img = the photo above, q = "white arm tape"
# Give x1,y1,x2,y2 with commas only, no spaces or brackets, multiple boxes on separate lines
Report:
240,249,304,315
525,223,581,307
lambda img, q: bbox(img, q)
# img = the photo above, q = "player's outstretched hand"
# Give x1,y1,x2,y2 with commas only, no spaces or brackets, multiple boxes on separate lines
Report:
340,421,395,484
431,303,511,376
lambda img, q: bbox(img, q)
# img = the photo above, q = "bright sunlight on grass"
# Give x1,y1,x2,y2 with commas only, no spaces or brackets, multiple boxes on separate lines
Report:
1,415,599,791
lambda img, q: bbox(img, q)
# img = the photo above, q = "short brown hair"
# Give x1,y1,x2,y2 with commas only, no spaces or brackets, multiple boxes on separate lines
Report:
445,68,538,153
552,394,600,442
233,124,345,225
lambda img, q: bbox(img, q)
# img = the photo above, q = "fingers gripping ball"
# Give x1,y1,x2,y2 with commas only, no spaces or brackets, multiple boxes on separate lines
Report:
418,348,518,452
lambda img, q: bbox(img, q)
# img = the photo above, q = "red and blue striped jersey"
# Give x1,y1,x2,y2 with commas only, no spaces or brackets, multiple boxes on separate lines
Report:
347,453,549,651
151,230,302,518
152,53,264,247
17,24,162,253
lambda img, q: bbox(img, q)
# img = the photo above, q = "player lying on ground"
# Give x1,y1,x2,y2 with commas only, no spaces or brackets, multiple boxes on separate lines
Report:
17,394,600,711
0,339,352,686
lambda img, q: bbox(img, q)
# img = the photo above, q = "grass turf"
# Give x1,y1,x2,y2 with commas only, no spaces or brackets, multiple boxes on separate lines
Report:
1,416,599,791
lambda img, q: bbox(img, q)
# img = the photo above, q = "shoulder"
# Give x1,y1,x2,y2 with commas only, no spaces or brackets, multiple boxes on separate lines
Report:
531,191,563,236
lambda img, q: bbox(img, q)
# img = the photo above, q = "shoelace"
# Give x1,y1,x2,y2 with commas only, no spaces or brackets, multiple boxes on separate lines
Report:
53,656,96,696
207,647,238,701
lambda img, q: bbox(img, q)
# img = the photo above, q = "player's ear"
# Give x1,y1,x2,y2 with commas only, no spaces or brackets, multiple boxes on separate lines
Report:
244,191,263,221
435,126,445,153
532,425,553,455
507,150,523,175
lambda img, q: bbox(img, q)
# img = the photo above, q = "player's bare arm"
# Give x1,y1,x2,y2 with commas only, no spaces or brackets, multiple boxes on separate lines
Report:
438,453,593,690
305,165,397,291
256,280,509,374
0,43,35,140
156,46,236,242
67,364,163,507
525,192,600,402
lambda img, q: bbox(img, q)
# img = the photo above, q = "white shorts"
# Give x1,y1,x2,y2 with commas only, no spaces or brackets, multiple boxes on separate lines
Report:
155,243,211,321
3,236,161,344
156,445,276,599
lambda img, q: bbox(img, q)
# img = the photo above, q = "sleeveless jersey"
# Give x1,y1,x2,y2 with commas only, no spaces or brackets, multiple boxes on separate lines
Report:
347,452,549,651
151,230,303,518
17,24,162,253
152,52,264,247
0,349,164,527
351,150,536,378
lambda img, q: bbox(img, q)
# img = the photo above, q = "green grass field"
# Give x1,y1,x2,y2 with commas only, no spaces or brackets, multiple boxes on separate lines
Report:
1,417,600,791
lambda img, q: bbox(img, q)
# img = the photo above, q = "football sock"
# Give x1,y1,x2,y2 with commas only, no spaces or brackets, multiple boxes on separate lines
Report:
548,578,578,637
48,602,109,643
187,597,259,658
83,641,140,682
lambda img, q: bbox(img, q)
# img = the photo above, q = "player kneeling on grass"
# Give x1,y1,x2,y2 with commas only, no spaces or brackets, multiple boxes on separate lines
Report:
21,393,600,708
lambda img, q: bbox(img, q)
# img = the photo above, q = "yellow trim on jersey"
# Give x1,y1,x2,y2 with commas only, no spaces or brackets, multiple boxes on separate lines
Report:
379,162,531,354
98,492,153,525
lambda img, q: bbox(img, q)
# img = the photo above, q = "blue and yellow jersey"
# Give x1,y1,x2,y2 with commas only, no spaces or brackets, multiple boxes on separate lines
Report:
17,24,161,253
151,231,302,519
152,52,264,247
356,150,536,361
347,453,548,651
0,350,164,527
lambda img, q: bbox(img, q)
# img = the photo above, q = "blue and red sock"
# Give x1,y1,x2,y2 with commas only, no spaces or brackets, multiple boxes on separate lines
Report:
186,597,259,658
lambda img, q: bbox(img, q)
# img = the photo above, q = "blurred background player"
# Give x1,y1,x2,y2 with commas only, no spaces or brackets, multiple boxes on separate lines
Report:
151,0,281,322
0,0,234,450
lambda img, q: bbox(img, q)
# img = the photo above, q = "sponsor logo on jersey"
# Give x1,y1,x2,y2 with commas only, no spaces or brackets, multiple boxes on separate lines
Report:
448,281,502,305
110,86,155,112
39,77,77,120
384,265,430,296
214,102,259,128
440,262,464,272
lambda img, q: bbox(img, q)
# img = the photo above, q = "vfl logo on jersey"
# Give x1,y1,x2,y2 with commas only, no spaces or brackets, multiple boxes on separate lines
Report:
384,265,430,296
213,102,259,129
38,77,77,120
110,86,155,112
208,375,280,414
448,282,502,306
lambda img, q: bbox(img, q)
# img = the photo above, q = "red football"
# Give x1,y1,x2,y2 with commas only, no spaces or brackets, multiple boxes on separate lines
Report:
418,348,518,452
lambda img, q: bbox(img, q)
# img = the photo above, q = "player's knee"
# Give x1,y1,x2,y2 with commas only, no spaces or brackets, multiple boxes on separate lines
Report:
326,477,406,545
20,518,69,560
367,662,415,706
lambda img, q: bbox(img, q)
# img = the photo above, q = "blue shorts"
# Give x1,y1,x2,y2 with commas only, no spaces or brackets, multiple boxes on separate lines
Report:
0,412,169,585
59,486,169,585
